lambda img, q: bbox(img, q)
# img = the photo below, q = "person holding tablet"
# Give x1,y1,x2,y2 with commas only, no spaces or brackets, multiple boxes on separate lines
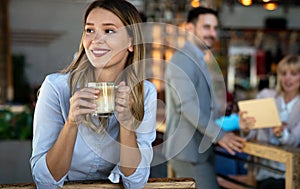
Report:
239,54,300,189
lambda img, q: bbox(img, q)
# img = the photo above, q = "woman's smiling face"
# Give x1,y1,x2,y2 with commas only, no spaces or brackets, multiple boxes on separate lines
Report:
83,8,133,71
279,66,300,95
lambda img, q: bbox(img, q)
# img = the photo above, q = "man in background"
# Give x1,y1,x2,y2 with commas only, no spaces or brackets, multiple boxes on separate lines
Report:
164,7,245,189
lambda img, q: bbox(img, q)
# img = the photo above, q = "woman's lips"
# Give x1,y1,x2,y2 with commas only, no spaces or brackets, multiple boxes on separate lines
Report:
91,48,110,57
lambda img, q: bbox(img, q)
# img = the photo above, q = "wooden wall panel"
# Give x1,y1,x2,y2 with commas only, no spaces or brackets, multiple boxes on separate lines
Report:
0,0,13,104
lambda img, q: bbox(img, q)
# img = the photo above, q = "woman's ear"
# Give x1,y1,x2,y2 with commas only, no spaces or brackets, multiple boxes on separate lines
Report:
128,45,133,52
128,38,133,52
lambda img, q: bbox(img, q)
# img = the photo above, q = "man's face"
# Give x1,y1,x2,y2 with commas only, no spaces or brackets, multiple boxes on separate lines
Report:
189,14,218,49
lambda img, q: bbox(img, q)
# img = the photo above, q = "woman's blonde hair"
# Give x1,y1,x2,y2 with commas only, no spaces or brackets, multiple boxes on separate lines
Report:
61,0,145,132
276,54,300,95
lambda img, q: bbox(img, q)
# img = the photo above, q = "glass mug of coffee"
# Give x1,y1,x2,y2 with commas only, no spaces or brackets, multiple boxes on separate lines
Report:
87,82,117,117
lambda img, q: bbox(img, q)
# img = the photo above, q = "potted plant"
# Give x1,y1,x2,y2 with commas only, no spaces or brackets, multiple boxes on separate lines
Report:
0,105,34,184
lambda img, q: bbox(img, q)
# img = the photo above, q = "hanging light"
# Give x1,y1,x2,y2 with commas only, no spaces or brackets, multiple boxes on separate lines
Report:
191,0,201,8
239,0,252,6
264,2,278,10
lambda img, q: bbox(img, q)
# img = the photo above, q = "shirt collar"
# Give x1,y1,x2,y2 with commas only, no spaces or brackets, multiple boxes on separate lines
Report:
185,41,205,60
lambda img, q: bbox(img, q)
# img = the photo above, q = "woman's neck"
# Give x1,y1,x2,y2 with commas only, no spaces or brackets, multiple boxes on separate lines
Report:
284,91,299,103
95,68,118,82
94,63,125,82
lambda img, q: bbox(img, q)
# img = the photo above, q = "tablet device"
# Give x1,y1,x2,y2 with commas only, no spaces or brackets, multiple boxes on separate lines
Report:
238,98,282,129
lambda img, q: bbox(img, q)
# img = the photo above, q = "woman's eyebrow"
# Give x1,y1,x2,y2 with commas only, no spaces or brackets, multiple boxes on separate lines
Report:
102,23,118,27
85,22,119,28
85,22,94,26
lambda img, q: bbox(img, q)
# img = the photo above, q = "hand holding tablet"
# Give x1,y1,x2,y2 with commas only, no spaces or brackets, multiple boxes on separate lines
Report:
238,98,282,129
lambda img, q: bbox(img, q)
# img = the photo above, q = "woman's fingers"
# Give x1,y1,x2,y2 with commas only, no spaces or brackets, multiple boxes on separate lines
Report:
246,117,256,128
115,82,134,128
273,126,284,137
239,111,256,131
116,83,131,108
69,87,99,123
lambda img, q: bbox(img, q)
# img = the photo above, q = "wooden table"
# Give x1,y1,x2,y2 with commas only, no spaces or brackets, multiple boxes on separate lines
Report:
0,178,196,189
243,141,300,189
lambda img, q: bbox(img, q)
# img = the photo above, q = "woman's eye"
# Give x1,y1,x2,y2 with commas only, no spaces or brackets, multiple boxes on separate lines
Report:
105,29,115,34
85,28,94,33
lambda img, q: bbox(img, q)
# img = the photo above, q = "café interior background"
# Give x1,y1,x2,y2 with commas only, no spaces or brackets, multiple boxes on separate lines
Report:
1,0,300,104
0,0,300,184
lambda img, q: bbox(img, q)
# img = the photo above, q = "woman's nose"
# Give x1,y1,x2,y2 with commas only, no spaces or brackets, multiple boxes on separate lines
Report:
92,31,105,44
284,73,293,79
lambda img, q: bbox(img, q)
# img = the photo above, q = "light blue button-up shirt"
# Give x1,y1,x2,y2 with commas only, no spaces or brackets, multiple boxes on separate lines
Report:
30,73,157,189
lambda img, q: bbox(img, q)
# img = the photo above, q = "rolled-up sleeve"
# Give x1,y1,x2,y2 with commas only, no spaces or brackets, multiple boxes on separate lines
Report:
31,154,67,188
30,75,69,188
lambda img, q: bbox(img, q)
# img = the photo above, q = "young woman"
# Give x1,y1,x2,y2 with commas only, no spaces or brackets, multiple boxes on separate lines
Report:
240,54,300,189
30,1,157,188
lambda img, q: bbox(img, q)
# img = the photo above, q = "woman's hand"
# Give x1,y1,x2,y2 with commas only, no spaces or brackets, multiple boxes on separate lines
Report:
273,122,287,138
115,81,141,175
68,87,98,126
115,81,134,129
239,111,256,133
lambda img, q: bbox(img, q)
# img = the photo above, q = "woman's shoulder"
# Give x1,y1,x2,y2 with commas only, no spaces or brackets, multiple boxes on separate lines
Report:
42,72,70,92
256,88,276,99
144,80,156,91
44,72,69,84
144,80,157,97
